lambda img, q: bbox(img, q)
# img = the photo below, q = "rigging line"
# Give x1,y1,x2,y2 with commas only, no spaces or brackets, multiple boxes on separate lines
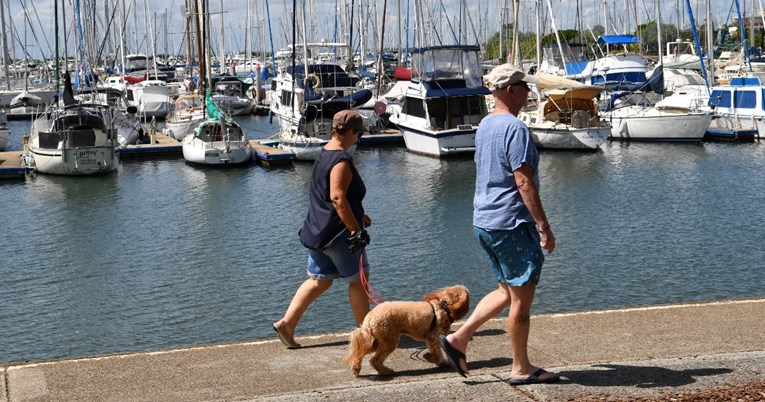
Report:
94,2,121,65
436,0,458,45
26,0,53,60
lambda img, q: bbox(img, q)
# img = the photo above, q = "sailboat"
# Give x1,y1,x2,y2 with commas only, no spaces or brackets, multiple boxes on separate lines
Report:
182,95,252,165
181,0,251,166
602,66,712,142
24,73,120,175
517,74,611,150
164,93,206,141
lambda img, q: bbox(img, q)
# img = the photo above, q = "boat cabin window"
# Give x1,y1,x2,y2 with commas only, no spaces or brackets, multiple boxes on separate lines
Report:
708,90,731,108
733,90,756,109
403,96,426,118
426,96,486,129
281,90,292,107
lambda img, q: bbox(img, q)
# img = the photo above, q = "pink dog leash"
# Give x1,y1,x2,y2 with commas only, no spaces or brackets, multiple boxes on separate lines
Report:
358,253,386,305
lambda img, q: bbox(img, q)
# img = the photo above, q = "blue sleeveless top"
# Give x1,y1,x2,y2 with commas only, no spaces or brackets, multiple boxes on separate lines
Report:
299,149,366,250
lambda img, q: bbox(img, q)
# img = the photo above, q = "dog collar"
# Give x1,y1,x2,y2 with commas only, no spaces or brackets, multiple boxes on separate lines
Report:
440,300,454,324
429,300,455,331
429,302,438,331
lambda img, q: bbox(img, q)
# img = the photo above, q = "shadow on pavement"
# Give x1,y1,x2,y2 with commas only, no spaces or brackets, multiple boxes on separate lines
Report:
557,364,733,388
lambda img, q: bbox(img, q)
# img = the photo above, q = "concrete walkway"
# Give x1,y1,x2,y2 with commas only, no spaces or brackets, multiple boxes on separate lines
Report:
3,298,765,401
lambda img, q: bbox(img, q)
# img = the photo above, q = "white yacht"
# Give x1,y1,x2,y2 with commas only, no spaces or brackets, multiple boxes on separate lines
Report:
387,45,489,157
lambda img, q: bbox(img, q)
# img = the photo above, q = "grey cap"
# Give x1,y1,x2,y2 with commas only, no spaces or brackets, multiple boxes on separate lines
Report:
483,64,538,90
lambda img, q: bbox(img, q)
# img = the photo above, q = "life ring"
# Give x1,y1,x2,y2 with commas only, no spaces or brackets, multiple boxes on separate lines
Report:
304,73,321,89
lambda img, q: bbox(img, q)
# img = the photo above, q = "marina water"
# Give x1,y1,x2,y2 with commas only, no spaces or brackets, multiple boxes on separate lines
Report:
2,115,764,365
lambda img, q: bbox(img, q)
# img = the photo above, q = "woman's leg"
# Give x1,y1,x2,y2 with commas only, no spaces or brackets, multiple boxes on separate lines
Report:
276,278,333,336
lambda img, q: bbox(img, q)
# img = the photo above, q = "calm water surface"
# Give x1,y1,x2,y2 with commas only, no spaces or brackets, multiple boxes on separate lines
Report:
2,116,764,364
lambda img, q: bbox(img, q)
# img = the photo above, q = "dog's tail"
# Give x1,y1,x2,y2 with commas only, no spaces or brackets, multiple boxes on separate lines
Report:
344,326,375,367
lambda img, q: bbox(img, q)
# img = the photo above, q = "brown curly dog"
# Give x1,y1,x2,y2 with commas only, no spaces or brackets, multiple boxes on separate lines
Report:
345,285,470,376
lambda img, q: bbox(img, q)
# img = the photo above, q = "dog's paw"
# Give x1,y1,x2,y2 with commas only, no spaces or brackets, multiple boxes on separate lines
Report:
374,365,395,376
422,351,443,364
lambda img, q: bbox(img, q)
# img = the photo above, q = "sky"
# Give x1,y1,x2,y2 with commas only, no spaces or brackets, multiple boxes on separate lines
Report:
0,0,739,61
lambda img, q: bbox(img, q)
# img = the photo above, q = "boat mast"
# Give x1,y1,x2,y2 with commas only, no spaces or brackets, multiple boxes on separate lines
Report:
219,0,224,75
706,0,714,85
245,0,250,74
194,0,207,115
511,0,519,66
656,0,664,100
145,0,158,79
376,0,388,97
0,0,10,90
22,0,29,91
119,0,126,74
535,0,541,72
397,0,402,66
184,0,193,83
545,0,567,71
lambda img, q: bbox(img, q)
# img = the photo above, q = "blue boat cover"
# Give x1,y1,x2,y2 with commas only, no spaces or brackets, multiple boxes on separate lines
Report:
423,81,490,98
565,61,589,75
730,77,762,86
597,35,640,45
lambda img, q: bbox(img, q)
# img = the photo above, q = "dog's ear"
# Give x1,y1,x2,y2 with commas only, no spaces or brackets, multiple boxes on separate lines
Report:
445,286,471,321
422,288,443,304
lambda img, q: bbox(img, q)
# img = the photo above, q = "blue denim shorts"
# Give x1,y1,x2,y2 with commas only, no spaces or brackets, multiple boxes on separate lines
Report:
307,231,369,282
474,223,544,286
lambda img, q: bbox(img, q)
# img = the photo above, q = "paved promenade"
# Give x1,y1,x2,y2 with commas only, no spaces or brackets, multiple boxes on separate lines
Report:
3,298,765,401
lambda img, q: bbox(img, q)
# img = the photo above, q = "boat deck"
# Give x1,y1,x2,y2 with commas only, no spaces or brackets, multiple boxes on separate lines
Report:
250,139,295,166
121,133,183,158
0,150,25,180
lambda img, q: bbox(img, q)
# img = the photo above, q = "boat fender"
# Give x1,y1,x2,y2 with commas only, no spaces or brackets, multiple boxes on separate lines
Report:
619,120,628,135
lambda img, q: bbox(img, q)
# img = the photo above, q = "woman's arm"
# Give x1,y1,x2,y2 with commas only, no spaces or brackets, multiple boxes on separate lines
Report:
329,160,362,233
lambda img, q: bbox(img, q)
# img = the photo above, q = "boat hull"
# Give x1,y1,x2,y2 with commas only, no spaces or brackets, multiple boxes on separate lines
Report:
182,136,252,165
398,125,477,156
165,117,204,141
530,126,610,150
607,109,712,141
29,146,119,175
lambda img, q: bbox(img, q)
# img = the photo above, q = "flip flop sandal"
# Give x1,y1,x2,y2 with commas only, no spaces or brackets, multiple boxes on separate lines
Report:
439,335,468,377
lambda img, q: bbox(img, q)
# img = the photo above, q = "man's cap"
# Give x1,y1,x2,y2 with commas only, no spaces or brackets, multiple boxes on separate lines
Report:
483,64,538,90
332,110,367,132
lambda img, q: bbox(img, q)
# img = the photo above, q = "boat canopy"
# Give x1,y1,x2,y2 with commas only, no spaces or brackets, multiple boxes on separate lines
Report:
174,94,204,111
542,87,602,116
410,45,484,88
597,35,640,45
